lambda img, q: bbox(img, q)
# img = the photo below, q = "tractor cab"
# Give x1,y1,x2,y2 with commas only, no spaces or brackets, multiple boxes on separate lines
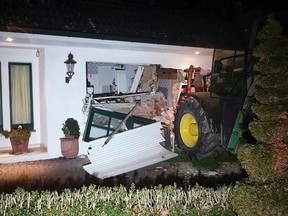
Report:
210,49,252,99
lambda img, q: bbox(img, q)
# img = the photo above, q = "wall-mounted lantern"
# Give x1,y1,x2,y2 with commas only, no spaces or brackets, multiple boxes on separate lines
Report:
64,52,77,83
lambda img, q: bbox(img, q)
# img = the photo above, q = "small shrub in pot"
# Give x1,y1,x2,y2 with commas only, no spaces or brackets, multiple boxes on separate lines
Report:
60,118,80,158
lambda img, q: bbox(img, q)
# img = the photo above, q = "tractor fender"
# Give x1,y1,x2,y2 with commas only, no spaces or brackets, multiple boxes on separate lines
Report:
183,92,221,131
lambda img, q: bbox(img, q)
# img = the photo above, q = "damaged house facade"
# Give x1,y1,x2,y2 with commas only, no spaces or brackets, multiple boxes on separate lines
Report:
0,0,252,172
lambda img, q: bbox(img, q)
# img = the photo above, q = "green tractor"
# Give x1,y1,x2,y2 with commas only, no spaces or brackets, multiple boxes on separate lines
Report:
174,48,255,159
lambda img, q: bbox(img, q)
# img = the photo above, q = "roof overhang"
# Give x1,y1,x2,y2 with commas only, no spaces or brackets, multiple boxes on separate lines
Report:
0,31,214,56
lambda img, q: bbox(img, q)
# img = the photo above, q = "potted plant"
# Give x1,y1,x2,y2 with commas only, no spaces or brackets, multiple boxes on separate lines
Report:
0,125,31,155
60,118,80,158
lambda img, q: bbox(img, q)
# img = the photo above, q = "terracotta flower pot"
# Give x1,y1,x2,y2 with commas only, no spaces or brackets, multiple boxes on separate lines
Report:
60,138,79,158
10,137,30,155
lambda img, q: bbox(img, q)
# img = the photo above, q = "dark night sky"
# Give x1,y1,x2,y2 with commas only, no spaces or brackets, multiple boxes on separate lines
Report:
84,0,288,18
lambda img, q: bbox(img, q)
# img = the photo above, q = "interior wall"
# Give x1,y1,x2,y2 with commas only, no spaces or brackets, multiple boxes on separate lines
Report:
87,62,140,94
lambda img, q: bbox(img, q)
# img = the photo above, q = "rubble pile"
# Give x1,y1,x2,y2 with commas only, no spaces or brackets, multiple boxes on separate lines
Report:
134,92,175,126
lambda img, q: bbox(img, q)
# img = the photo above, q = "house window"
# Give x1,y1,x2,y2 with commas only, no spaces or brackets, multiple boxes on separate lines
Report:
0,63,2,131
9,63,34,129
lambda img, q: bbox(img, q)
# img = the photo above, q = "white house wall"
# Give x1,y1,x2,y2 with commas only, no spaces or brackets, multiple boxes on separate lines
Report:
0,47,42,150
0,32,213,162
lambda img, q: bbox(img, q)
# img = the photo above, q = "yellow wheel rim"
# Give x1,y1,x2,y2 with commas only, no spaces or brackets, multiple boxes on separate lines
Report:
180,113,199,148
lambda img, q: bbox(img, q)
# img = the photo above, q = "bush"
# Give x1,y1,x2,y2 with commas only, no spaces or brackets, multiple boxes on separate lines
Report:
237,144,274,183
61,118,80,139
250,13,288,147
233,14,288,216
232,181,288,216
0,184,234,215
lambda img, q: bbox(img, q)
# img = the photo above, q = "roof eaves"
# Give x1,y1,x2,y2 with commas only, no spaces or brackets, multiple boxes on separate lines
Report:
0,25,247,50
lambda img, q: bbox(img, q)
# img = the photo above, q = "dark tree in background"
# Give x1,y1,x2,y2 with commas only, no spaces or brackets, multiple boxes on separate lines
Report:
250,14,288,174
232,15,288,215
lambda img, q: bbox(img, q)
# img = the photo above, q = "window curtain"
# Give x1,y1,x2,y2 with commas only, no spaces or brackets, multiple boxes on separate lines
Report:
10,65,31,125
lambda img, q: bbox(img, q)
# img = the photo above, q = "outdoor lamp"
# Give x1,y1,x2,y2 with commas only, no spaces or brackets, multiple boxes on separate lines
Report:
64,52,77,83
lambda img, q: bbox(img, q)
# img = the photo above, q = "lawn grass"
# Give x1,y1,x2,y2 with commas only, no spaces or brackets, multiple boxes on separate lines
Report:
168,147,238,170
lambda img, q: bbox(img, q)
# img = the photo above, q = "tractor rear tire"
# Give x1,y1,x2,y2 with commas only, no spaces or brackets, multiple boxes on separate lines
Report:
174,98,222,159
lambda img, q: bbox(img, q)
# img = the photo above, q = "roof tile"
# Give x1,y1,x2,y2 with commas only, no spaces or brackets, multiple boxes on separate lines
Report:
0,0,263,49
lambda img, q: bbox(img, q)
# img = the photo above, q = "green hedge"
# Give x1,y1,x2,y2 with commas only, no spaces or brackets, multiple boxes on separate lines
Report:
232,182,288,216
234,14,288,216
0,184,235,215
237,144,274,183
